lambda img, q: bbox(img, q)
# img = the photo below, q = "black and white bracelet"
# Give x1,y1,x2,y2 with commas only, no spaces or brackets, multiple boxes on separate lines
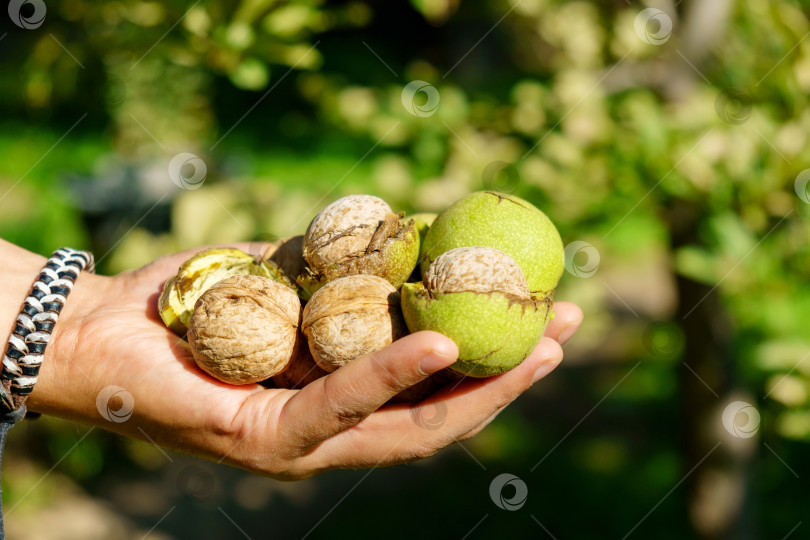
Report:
0,248,93,540
0,248,94,413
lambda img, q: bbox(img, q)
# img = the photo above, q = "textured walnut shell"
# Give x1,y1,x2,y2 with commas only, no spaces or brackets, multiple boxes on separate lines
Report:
159,247,290,336
304,195,391,268
424,246,530,298
188,275,302,385
299,195,419,295
270,332,329,389
302,275,408,372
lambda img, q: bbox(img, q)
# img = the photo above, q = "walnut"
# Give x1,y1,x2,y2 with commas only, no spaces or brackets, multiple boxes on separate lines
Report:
188,275,302,385
424,246,530,298
301,274,408,372
159,247,289,336
304,195,391,269
401,246,552,378
299,195,419,296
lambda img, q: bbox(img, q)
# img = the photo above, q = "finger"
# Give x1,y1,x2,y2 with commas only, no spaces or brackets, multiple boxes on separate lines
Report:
544,301,583,344
278,331,458,446
458,406,504,441
299,337,563,470
455,348,563,442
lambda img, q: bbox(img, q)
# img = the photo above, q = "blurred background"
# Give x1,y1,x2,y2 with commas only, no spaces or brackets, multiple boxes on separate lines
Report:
1,0,809,538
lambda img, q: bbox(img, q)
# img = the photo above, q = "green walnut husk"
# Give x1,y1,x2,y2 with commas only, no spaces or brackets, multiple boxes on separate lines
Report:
159,247,290,336
298,195,420,298
421,191,564,296
405,212,437,243
404,213,437,283
401,246,553,377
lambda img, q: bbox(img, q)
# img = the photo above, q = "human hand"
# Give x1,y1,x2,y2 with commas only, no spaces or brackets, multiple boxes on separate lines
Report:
28,244,583,480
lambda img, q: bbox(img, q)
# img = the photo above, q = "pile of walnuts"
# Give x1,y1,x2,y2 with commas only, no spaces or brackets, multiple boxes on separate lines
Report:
158,192,564,398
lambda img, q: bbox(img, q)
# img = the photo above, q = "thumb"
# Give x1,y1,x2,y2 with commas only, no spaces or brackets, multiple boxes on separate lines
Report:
280,331,458,443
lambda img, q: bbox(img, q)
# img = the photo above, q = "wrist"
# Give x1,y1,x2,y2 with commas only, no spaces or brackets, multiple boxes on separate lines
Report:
15,252,110,416
0,242,49,390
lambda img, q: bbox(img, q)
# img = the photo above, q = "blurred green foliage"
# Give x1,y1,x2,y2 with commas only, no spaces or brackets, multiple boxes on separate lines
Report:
1,0,810,538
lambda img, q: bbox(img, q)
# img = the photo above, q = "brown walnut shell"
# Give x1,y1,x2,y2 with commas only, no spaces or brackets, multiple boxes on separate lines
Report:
298,195,419,296
424,246,530,298
304,195,392,269
188,275,302,385
301,274,408,372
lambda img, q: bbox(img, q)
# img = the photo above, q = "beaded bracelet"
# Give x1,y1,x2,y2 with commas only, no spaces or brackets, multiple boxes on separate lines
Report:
0,248,94,413
0,248,93,539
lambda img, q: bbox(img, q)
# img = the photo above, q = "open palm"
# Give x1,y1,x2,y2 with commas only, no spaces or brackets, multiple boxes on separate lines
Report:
28,244,582,479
